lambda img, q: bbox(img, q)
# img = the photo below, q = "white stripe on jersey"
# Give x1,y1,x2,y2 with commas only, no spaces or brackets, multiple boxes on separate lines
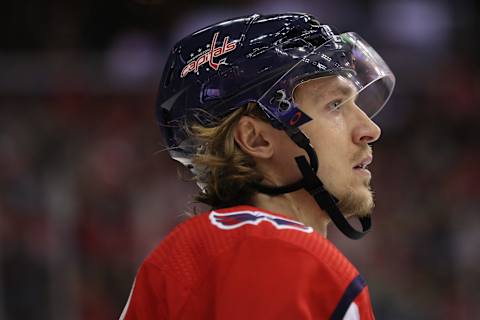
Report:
119,278,136,320
343,302,360,320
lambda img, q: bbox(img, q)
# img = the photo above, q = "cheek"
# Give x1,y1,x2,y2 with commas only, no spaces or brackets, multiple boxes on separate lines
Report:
302,120,352,180
303,119,349,159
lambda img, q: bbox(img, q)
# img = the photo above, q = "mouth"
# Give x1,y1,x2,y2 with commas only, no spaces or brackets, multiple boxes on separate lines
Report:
353,156,373,176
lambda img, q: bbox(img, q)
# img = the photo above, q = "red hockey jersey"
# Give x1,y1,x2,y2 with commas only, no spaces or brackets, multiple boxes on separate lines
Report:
120,205,375,319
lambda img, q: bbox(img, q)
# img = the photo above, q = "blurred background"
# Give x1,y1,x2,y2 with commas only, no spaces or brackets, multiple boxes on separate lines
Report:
0,0,479,319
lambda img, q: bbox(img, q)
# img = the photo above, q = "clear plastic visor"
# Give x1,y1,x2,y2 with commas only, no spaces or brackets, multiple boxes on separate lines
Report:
259,32,395,122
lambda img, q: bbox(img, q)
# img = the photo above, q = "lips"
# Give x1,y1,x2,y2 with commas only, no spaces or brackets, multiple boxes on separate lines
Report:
353,156,373,170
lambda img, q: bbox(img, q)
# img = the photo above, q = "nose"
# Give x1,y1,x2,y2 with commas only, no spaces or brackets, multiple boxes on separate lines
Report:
351,106,382,145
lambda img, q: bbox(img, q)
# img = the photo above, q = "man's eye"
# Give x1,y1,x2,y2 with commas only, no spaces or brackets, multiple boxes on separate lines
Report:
327,99,343,111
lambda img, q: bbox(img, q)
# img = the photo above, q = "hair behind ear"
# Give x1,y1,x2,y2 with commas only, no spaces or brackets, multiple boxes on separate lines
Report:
189,102,268,209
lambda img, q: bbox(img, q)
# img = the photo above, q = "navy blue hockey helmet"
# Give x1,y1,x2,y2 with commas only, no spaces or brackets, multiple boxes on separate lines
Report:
157,13,394,164
156,13,395,239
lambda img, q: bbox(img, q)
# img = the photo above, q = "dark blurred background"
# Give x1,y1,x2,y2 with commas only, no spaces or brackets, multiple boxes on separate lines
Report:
0,0,479,319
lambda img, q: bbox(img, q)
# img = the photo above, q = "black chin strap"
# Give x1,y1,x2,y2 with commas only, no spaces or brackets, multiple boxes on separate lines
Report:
295,156,371,240
253,127,371,239
254,127,317,195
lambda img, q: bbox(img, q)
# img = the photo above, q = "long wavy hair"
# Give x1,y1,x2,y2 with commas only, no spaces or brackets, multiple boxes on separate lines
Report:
189,102,268,209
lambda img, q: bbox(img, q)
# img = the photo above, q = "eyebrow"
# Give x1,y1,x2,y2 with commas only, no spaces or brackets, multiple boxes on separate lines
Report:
328,81,358,96
311,83,357,103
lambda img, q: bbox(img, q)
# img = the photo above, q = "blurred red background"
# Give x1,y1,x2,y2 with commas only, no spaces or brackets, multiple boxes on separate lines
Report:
0,1,479,319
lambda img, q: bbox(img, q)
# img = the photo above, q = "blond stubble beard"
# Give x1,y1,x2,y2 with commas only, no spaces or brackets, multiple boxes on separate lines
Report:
335,181,375,218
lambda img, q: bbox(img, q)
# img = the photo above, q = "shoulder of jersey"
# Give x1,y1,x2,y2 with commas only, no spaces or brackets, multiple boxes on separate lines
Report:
202,205,341,258
142,205,359,292
159,205,321,250
145,206,343,275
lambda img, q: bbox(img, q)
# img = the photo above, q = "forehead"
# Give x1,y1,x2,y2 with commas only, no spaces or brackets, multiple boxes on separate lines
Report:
293,75,357,100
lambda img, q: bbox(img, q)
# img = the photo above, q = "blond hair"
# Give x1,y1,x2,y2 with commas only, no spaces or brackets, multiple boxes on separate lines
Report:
190,102,267,208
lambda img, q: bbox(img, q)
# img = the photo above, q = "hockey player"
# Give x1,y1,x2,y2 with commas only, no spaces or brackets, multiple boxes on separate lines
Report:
121,12,395,319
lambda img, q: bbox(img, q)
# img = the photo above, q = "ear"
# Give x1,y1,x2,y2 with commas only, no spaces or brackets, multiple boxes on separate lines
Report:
234,116,274,159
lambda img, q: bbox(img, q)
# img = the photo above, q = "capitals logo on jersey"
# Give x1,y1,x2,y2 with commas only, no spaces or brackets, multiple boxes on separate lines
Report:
209,210,313,233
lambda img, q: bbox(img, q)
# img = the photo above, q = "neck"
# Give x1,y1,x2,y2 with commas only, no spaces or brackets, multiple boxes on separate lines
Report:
251,189,330,237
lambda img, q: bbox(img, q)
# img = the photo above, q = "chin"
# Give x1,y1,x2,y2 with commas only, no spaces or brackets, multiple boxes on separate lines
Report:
337,185,375,218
